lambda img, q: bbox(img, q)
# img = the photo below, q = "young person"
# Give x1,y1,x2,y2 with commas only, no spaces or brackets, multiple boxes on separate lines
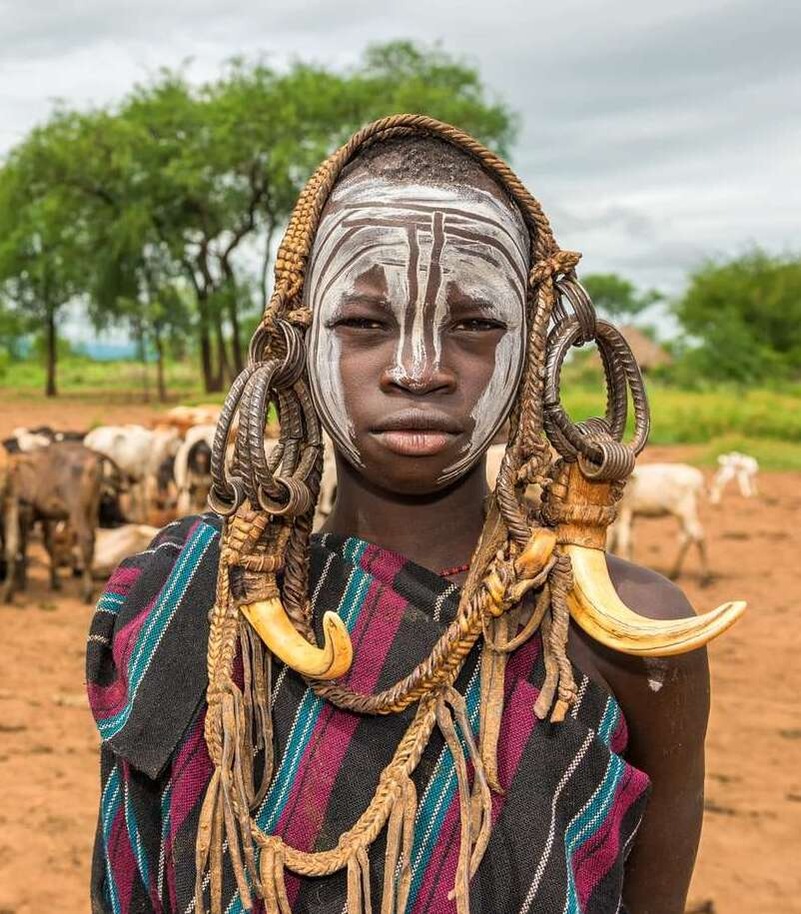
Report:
87,116,743,914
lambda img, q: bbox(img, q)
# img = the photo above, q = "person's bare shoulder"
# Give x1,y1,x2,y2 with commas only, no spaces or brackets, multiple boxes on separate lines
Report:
592,560,711,910
581,554,709,716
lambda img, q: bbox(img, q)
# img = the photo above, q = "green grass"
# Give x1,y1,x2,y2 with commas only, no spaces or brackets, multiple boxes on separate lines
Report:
560,383,801,445
2,357,800,468
1,356,204,405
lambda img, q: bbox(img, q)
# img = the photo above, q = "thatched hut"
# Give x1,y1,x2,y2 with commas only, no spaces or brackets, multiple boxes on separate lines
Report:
619,325,672,372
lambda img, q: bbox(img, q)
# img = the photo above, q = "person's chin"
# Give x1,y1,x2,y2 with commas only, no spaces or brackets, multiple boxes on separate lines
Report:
357,437,462,497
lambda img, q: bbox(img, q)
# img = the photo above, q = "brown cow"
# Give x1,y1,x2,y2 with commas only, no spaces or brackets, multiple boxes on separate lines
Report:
2,443,105,603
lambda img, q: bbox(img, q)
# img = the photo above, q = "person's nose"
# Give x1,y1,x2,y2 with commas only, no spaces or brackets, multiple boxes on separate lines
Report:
379,356,457,396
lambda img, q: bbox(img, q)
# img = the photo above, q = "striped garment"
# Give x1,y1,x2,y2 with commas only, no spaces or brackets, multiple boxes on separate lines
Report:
87,514,650,914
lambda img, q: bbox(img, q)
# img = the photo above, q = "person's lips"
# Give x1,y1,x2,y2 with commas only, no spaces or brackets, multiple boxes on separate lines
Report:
371,409,462,457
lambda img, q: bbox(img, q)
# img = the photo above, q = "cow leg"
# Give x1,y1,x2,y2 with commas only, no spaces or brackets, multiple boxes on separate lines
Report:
16,513,30,592
42,520,61,591
2,496,19,603
696,535,711,587
76,526,95,603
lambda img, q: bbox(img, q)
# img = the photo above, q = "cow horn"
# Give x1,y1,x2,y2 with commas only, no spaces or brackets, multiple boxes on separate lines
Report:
565,544,746,656
241,598,353,679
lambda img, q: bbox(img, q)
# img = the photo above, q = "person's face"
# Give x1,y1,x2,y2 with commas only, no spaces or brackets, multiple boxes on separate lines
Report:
306,177,529,495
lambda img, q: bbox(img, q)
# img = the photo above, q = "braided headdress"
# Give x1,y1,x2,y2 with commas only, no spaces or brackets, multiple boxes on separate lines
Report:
198,114,744,913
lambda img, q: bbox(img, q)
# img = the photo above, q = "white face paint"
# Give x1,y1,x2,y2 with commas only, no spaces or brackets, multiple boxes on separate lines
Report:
306,176,529,482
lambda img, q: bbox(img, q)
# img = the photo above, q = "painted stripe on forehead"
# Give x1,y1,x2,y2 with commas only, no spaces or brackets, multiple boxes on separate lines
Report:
312,214,527,307
333,198,529,267
316,234,397,313
327,177,527,243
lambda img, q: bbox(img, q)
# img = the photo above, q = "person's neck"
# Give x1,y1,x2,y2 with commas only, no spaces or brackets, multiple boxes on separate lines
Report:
321,456,488,575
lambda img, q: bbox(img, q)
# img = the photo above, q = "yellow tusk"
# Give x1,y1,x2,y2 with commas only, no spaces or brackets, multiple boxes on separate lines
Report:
565,544,746,656
241,598,353,679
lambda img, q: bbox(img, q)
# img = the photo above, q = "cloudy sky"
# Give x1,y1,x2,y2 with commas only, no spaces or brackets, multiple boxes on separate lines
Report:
1,0,798,312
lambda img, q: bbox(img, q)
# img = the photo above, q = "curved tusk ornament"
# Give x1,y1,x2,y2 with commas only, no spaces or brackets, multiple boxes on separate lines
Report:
241,598,353,679
565,544,746,656
550,461,746,657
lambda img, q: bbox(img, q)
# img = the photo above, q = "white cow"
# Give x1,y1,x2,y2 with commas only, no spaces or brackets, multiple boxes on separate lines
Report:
84,425,181,521
9,427,52,451
92,524,159,577
709,452,759,504
608,463,709,582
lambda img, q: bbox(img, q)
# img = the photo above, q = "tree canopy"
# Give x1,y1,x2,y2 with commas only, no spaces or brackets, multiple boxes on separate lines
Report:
674,249,801,384
581,273,661,321
0,41,516,396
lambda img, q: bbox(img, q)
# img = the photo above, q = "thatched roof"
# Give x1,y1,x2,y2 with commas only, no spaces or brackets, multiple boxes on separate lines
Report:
619,325,672,370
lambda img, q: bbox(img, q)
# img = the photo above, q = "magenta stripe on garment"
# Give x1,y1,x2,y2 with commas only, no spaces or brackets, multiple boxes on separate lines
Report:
412,637,542,913
574,764,650,908
105,563,142,595
359,541,409,586
169,712,212,844
87,595,158,717
278,578,408,903
107,805,139,914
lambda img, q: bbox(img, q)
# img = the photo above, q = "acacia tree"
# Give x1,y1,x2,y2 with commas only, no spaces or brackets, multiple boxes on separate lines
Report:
0,147,85,396
0,40,517,394
115,42,516,392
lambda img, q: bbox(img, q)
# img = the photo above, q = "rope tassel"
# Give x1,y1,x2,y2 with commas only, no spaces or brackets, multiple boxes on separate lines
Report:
436,688,493,913
381,776,417,914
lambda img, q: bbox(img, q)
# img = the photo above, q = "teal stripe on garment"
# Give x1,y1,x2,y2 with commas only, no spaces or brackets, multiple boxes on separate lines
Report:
562,750,626,914
226,539,370,914
96,592,126,614
100,765,123,914
158,780,172,906
404,665,481,910
124,774,151,892
98,522,218,739
596,695,620,748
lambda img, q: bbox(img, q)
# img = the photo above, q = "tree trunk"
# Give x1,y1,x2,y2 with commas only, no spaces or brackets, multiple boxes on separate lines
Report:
44,305,57,397
154,325,167,403
221,257,244,374
134,317,149,403
214,316,231,386
196,292,221,393
228,298,244,375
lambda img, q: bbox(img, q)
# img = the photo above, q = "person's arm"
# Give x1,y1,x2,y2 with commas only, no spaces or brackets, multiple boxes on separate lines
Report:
601,555,711,914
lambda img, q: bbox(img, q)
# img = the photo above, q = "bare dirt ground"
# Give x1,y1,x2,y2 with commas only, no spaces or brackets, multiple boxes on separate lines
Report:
0,400,799,914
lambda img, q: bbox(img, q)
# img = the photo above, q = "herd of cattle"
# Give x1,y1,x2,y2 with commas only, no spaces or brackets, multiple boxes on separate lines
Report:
0,405,759,603
0,405,220,603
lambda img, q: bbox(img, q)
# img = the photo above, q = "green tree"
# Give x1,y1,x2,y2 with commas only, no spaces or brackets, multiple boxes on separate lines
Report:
0,146,85,396
0,41,516,394
581,273,662,321
674,249,801,384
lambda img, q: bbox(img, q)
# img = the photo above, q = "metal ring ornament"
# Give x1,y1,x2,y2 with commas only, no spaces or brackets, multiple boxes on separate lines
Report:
208,476,245,517
271,319,307,389
554,275,597,344
257,475,312,516
543,318,650,479
209,364,259,512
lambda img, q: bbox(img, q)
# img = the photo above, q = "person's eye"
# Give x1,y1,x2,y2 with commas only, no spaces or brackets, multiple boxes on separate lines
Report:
331,316,389,331
451,318,506,332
